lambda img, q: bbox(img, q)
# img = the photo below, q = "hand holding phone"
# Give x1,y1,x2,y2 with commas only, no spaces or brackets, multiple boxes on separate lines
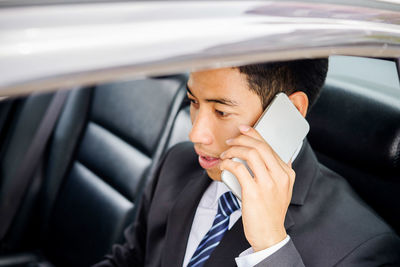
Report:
219,92,309,251
221,93,309,200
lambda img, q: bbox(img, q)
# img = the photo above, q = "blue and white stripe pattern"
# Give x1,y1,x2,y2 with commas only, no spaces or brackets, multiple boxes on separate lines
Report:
187,191,240,267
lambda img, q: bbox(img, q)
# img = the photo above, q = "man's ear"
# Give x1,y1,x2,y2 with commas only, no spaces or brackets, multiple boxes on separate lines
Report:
288,91,309,118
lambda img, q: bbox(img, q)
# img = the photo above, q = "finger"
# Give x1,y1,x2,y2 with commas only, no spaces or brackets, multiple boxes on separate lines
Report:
220,146,272,185
226,134,283,174
267,156,295,191
233,126,295,175
287,161,296,184
274,158,296,192
225,141,293,193
273,153,293,175
238,124,264,142
220,158,255,191
286,161,294,178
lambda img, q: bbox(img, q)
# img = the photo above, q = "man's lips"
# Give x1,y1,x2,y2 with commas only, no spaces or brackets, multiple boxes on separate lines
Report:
195,148,221,169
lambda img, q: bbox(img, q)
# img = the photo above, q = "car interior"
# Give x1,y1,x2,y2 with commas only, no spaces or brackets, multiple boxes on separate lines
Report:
0,56,399,266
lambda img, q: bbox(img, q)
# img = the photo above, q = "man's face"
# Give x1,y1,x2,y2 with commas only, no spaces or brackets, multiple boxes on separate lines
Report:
187,68,263,181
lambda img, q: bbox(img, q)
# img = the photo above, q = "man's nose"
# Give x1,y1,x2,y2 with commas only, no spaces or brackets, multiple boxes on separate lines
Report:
189,112,213,145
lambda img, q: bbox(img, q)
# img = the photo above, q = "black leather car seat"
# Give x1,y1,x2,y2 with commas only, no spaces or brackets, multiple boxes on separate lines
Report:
43,77,188,266
307,82,400,234
0,92,60,251
0,75,189,266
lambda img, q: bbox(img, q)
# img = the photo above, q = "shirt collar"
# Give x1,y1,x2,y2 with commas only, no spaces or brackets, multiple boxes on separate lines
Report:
199,181,231,209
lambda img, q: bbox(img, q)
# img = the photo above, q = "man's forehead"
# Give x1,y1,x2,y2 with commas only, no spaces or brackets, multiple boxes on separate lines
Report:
188,68,248,95
187,70,263,109
189,68,243,86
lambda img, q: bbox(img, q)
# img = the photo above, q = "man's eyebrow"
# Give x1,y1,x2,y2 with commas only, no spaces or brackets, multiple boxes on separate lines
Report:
186,85,195,97
186,85,239,107
207,98,239,107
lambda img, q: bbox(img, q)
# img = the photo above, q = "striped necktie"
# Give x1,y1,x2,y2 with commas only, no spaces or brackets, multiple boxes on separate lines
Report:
188,191,240,267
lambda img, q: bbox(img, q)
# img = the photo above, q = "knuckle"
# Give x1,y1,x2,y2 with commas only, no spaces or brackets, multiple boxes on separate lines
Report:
223,149,231,158
220,160,227,169
289,169,296,179
261,142,271,153
221,159,231,169
279,174,290,186
284,177,291,188
284,172,291,181
248,148,258,159
232,162,243,172
263,179,274,190
235,135,243,143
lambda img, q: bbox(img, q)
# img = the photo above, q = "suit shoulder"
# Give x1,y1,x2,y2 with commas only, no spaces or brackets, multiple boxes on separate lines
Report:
292,163,399,265
163,142,198,168
157,142,201,181
319,165,393,234
165,141,196,159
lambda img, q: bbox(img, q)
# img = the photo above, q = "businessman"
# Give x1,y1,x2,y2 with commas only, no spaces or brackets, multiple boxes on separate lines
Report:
94,59,400,266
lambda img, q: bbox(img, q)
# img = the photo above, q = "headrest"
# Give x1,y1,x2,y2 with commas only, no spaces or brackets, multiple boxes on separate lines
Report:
307,84,400,178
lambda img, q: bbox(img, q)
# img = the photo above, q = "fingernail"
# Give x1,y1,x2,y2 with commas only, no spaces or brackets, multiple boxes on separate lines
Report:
220,151,225,158
226,139,233,144
239,125,250,132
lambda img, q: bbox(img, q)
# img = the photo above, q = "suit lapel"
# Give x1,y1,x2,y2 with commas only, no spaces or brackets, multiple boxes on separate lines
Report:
204,219,249,267
290,140,319,205
162,170,211,267
284,210,295,230
204,211,295,267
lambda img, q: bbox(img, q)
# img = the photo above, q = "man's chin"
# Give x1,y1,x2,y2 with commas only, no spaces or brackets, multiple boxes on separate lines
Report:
206,168,222,181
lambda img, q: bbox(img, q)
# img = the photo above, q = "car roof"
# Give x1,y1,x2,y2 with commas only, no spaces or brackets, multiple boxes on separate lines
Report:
0,0,399,96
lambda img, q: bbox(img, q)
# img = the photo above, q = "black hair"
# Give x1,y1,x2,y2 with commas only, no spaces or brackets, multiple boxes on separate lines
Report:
238,58,329,111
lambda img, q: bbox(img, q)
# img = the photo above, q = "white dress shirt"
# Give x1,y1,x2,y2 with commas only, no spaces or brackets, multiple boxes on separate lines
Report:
182,142,303,267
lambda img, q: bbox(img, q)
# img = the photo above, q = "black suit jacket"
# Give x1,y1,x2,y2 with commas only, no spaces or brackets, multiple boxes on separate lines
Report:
94,141,400,267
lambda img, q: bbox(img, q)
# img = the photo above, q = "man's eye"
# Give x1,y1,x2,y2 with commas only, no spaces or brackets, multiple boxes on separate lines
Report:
189,98,199,107
189,99,197,104
216,110,229,117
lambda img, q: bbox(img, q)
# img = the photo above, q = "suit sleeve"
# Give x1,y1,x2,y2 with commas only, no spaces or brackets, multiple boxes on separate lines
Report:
335,232,400,266
254,239,305,267
92,150,170,267
254,232,400,267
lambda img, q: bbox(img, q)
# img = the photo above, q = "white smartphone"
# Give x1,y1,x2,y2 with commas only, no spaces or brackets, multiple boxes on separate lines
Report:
221,93,310,201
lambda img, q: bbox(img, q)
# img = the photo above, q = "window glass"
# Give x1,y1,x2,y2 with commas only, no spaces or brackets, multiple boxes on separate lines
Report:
327,56,400,102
